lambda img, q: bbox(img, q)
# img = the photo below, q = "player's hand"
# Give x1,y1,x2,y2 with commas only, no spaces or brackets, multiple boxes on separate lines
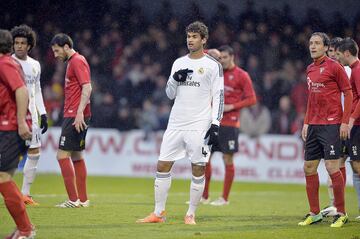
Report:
40,114,48,134
224,104,234,112
204,124,219,146
340,123,349,140
348,117,355,136
301,124,309,142
72,112,87,133
18,121,32,140
173,68,193,82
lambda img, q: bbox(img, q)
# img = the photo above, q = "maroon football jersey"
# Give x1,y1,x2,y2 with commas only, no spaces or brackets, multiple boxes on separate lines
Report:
305,56,351,124
0,55,26,131
221,66,255,128
64,52,91,118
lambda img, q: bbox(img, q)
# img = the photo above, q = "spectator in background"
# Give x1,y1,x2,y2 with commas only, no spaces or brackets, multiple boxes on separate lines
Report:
92,92,118,128
240,99,271,137
271,95,296,134
139,99,159,141
117,106,136,131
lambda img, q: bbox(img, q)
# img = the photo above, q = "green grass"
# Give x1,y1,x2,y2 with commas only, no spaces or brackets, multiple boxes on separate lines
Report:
0,174,360,239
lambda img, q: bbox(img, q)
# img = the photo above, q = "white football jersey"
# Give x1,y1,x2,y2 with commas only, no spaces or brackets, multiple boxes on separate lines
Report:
12,55,46,124
341,65,351,109
166,54,224,130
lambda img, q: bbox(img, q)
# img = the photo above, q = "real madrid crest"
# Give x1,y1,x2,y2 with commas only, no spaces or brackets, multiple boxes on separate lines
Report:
198,67,204,74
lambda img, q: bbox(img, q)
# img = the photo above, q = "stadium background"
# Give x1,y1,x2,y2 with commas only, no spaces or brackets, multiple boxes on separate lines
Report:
4,0,360,183
2,1,360,238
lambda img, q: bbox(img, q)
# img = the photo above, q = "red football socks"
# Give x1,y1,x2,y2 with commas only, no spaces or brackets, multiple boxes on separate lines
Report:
223,164,235,201
203,162,212,199
330,171,345,214
0,180,32,232
58,157,78,201
73,159,88,202
305,173,320,214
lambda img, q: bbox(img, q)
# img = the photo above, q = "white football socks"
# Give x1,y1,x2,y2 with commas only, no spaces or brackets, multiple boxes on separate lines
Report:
327,176,335,206
154,171,171,216
187,174,205,216
22,154,40,195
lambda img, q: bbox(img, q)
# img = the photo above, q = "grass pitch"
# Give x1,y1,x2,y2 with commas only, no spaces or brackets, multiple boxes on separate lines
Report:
0,174,359,239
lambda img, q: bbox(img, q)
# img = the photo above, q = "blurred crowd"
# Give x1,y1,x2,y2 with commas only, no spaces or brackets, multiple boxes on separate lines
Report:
2,0,360,137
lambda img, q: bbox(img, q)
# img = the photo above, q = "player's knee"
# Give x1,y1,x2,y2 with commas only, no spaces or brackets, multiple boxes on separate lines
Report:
192,163,205,177
57,149,71,160
351,161,360,174
325,160,339,174
0,171,13,183
157,161,173,173
28,147,40,155
303,163,317,175
223,154,234,165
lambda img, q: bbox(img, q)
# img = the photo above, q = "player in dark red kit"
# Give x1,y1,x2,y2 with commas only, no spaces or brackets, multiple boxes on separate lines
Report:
0,29,35,239
320,37,352,217
51,33,92,208
203,45,256,206
299,32,352,228
336,38,360,219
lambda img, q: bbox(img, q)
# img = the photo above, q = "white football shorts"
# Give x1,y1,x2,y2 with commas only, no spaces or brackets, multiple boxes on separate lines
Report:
26,121,41,149
158,129,211,165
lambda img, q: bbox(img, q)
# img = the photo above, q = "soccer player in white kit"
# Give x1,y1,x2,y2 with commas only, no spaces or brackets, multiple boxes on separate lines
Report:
137,21,224,225
11,25,48,206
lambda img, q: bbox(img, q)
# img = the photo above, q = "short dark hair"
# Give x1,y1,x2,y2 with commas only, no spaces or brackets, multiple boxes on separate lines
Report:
11,24,36,51
311,32,330,47
51,33,73,48
337,37,359,57
218,45,234,55
186,21,209,39
329,37,343,49
0,29,13,54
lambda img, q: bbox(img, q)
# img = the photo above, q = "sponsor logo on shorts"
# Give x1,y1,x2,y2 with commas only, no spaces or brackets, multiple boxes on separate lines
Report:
353,146,358,156
60,136,66,146
329,145,335,156
80,139,85,148
202,147,208,157
228,140,235,150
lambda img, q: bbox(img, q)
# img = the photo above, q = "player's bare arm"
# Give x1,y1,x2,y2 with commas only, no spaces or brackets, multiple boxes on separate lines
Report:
73,83,92,132
340,88,353,140
15,86,32,140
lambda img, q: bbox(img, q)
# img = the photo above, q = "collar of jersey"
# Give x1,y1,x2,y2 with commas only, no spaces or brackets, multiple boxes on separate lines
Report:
350,59,360,69
313,55,327,66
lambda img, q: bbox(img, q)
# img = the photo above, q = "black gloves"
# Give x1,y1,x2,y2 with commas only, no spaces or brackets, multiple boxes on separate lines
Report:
204,124,219,146
173,68,193,82
40,114,48,134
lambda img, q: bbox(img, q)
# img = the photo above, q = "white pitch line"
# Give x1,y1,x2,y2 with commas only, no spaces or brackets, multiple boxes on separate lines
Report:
32,191,289,198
